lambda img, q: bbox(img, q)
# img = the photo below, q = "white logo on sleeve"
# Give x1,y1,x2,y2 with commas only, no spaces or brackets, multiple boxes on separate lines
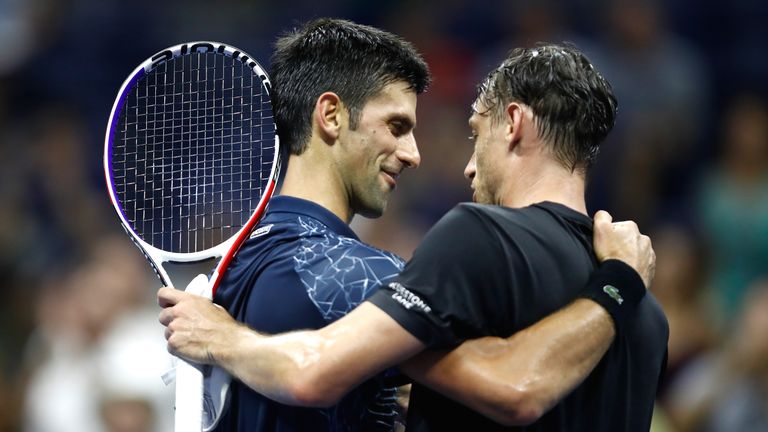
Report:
250,224,273,239
388,282,432,313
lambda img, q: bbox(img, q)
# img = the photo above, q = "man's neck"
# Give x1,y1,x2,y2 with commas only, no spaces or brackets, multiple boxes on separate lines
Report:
499,159,588,215
279,153,354,223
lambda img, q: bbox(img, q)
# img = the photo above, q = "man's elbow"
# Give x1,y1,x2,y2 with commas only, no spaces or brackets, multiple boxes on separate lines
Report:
491,402,545,426
284,374,345,408
484,386,547,426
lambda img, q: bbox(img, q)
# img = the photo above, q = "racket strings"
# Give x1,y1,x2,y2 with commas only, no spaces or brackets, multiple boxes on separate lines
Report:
113,51,276,254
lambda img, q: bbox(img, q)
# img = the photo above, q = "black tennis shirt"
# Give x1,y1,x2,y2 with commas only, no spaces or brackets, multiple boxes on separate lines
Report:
369,202,669,431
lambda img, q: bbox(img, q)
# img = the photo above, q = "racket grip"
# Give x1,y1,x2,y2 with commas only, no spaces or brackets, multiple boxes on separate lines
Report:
174,274,211,431
185,273,213,299
175,359,204,431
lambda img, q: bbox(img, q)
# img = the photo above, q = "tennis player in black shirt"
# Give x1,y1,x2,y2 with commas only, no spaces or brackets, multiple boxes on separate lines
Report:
160,42,667,431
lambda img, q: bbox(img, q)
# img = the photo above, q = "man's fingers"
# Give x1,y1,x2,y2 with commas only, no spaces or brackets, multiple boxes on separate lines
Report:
592,212,656,289
159,307,175,327
625,220,639,232
158,286,184,307
611,220,639,233
593,210,613,228
643,234,656,287
640,234,652,248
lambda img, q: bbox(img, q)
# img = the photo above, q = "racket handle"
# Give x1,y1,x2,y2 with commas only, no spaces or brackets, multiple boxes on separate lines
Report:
174,274,211,432
175,359,204,431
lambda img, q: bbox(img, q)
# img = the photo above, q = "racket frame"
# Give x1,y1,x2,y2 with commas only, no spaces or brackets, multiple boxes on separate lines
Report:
103,41,280,294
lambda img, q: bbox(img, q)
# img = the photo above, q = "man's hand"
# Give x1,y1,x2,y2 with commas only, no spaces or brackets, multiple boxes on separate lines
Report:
592,210,655,288
158,287,241,365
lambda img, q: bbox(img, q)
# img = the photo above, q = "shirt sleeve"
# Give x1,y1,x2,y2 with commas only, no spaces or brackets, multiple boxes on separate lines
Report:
295,233,405,323
368,204,512,348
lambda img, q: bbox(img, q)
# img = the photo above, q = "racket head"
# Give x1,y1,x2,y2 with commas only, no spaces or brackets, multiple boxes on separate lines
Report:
104,41,280,286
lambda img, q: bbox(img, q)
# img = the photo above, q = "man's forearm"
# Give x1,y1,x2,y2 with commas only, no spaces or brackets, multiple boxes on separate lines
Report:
158,287,344,407
207,303,425,408
401,298,615,426
214,324,342,407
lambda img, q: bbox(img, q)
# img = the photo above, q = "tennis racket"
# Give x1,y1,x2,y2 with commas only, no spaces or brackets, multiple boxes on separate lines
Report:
103,41,280,431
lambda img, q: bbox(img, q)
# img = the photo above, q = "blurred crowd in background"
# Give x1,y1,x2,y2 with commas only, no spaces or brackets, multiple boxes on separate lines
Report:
1,0,767,431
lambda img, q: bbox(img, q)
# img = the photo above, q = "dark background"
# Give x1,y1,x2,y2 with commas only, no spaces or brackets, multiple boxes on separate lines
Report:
2,1,767,431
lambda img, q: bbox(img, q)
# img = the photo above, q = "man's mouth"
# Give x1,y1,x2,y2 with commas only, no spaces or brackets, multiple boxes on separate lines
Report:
381,168,400,189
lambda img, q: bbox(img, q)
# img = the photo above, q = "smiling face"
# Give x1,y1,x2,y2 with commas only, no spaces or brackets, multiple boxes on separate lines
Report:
338,80,420,218
464,101,508,205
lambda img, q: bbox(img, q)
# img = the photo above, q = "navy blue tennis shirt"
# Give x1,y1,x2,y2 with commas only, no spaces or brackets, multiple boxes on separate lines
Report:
213,196,405,432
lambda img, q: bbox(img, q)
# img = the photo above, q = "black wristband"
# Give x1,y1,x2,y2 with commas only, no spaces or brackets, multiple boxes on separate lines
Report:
578,259,646,333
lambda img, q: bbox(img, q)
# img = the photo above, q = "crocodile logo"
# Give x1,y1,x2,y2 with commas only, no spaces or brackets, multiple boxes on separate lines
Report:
603,285,624,305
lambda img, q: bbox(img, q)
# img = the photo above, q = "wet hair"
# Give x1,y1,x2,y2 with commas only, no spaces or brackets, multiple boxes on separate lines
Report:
476,43,617,171
270,18,431,155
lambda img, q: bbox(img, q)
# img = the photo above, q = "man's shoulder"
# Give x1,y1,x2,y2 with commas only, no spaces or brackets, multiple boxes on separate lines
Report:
443,203,592,245
453,201,585,222
240,210,405,278
279,216,405,322
445,202,547,222
293,217,405,288
434,202,548,237
295,246,404,322
290,215,404,268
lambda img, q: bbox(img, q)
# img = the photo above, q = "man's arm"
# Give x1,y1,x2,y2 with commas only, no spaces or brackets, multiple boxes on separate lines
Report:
400,300,613,425
159,293,425,407
399,210,655,426
159,210,653,415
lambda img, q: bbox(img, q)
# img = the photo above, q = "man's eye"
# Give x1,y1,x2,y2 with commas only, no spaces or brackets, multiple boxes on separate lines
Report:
392,121,415,137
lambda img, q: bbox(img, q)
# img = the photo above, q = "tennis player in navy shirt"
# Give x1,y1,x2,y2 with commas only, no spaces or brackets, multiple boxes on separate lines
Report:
214,196,408,430
210,18,428,431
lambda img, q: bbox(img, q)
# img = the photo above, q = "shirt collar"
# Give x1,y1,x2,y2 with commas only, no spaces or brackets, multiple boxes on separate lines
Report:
266,195,359,240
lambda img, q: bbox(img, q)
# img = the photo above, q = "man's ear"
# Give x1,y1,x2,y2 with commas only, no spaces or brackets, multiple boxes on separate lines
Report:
314,92,344,143
505,102,525,148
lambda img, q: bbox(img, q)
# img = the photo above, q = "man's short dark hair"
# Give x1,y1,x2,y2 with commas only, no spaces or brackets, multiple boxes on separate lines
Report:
271,18,431,155
477,43,617,172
